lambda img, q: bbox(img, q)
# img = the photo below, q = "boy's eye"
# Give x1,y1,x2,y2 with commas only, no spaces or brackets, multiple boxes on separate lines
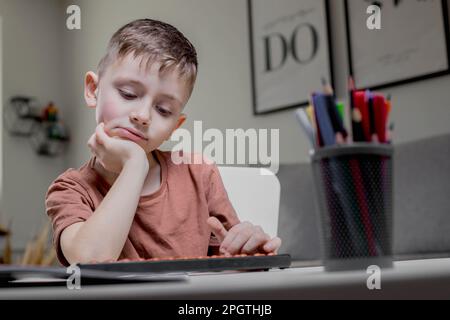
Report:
118,89,137,100
156,105,172,117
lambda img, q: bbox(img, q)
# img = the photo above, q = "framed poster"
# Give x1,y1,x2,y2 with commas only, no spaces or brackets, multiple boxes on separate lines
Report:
345,0,450,90
248,0,334,115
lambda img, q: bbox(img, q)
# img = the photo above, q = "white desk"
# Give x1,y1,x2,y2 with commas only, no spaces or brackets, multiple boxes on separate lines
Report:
1,258,450,299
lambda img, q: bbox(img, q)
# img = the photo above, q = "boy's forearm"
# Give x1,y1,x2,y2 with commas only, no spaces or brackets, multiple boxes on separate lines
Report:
67,157,149,263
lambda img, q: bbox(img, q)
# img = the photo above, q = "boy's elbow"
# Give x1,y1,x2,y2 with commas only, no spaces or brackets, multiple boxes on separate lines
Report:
61,237,118,265
65,248,118,265
60,223,119,265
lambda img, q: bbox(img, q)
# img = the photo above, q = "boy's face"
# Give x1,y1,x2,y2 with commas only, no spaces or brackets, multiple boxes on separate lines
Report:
84,53,190,154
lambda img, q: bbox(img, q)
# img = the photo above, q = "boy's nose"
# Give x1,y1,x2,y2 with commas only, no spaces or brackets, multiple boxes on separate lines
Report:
130,110,150,127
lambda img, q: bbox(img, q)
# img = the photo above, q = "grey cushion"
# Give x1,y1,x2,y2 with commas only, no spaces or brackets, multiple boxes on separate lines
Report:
277,134,450,260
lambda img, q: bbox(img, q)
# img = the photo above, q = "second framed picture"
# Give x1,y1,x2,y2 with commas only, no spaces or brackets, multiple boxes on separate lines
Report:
345,0,450,90
248,0,334,115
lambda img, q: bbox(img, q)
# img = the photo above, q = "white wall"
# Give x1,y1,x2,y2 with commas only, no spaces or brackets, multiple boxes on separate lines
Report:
0,0,66,248
1,0,450,249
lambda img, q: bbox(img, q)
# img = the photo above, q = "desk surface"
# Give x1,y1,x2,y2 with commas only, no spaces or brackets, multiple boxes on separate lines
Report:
1,258,450,299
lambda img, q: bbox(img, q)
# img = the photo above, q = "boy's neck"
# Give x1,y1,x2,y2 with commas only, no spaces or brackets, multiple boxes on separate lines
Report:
93,150,159,186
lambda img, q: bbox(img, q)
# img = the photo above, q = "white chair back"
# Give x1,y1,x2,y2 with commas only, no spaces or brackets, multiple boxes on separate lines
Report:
218,167,280,238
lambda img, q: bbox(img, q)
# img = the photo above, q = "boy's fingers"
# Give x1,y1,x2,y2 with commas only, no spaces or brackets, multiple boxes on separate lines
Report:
263,237,282,254
242,232,271,254
220,222,251,252
87,134,96,150
225,228,254,255
207,217,228,243
95,123,108,145
87,134,102,158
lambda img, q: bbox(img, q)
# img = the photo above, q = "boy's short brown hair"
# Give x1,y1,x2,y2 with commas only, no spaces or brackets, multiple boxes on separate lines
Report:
98,19,198,92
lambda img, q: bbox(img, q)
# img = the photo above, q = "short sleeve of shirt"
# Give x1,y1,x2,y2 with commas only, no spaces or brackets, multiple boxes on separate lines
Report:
45,173,94,266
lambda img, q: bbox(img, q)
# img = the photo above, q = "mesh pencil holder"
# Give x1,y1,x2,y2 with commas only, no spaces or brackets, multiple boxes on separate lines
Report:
311,143,394,272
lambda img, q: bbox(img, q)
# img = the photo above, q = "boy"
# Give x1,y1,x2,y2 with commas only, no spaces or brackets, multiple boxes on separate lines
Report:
46,19,281,266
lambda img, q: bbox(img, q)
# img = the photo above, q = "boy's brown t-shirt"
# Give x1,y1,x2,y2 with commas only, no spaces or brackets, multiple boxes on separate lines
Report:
45,150,240,266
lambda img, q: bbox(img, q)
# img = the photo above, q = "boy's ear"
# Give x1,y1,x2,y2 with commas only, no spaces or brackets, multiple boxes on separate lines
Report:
166,113,187,141
175,113,187,130
84,71,99,109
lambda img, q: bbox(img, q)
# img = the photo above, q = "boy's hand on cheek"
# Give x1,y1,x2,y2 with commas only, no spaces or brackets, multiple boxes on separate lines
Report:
207,217,282,256
87,123,148,174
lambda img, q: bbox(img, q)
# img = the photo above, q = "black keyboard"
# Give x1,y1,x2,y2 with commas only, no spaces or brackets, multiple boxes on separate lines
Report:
79,254,291,274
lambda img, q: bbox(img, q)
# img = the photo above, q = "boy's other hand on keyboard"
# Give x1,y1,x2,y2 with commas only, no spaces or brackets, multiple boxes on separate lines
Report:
207,217,282,256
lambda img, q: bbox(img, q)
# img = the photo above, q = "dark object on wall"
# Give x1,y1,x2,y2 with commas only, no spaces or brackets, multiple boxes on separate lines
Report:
3,96,41,136
29,102,70,157
4,97,70,157
345,0,450,90
29,121,69,157
248,0,334,115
